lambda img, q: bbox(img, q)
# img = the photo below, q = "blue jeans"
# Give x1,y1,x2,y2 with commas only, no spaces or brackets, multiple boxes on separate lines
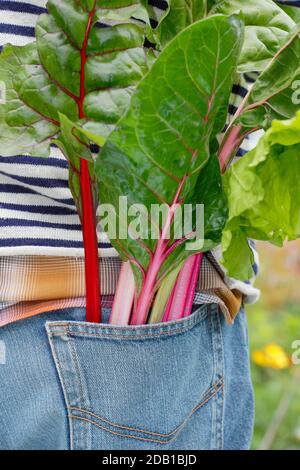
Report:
0,305,254,450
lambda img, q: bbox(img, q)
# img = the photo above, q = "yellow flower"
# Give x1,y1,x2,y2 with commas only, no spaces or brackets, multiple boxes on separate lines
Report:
252,343,291,369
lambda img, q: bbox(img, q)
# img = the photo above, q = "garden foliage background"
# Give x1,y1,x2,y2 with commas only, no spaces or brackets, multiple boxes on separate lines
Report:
249,241,300,449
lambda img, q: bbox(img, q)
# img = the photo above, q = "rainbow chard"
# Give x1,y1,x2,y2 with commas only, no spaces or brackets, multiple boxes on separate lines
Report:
0,0,153,322
90,15,241,324
87,1,300,325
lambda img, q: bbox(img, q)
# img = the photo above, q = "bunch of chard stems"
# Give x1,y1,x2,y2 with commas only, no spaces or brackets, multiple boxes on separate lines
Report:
107,123,246,326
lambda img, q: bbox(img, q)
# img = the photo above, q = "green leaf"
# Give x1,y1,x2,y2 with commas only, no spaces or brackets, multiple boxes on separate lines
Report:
0,1,149,152
37,0,150,139
156,0,208,46
95,15,242,287
222,111,300,280
211,0,296,72
238,26,300,129
0,43,61,157
277,3,300,24
155,1,296,74
0,0,151,213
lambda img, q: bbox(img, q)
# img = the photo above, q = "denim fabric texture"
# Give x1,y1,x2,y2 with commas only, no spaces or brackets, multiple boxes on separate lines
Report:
0,305,254,450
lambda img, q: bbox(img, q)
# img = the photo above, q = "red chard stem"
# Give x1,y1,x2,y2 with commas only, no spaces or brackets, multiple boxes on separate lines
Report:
78,1,101,322
80,158,101,323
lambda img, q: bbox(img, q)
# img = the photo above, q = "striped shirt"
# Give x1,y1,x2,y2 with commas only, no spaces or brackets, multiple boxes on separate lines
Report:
0,0,263,324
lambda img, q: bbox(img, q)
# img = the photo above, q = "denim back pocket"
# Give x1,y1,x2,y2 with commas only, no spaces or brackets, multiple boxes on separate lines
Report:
46,304,224,450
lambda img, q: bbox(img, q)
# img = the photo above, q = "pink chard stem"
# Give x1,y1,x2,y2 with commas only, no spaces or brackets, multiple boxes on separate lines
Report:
219,124,243,173
182,253,203,318
167,254,202,322
109,261,135,325
130,177,187,325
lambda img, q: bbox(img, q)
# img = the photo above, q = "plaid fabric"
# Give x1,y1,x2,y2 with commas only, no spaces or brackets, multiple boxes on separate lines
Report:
0,254,242,327
0,256,122,301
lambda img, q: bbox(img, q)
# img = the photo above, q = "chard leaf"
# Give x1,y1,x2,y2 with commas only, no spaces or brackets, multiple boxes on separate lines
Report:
0,0,150,215
277,2,300,24
37,0,150,138
222,111,300,280
0,43,60,157
156,0,208,46
211,0,296,72
156,0,296,73
95,15,242,288
238,26,300,129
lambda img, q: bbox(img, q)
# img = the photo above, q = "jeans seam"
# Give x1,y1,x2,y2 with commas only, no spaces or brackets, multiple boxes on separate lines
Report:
216,310,225,449
46,328,92,450
69,380,224,445
67,333,90,449
221,378,225,449
46,330,74,451
209,307,224,450
68,377,223,438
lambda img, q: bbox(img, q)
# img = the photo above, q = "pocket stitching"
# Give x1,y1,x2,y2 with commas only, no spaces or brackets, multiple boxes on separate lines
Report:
63,320,207,341
47,306,210,341
69,415,166,445
67,329,195,340
68,378,224,444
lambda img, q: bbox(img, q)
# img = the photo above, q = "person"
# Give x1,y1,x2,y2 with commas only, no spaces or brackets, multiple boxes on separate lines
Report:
0,0,263,450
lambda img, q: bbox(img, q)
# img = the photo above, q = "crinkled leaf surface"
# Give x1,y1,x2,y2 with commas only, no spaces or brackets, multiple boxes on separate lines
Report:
211,0,296,72
0,0,151,214
95,15,243,288
155,0,295,73
222,111,300,280
237,26,300,130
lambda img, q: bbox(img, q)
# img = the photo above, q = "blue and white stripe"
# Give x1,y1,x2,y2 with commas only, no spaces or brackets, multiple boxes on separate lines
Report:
0,0,45,50
0,143,116,256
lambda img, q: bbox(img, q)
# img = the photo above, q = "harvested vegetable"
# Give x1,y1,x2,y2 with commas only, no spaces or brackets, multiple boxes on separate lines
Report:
1,1,300,324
